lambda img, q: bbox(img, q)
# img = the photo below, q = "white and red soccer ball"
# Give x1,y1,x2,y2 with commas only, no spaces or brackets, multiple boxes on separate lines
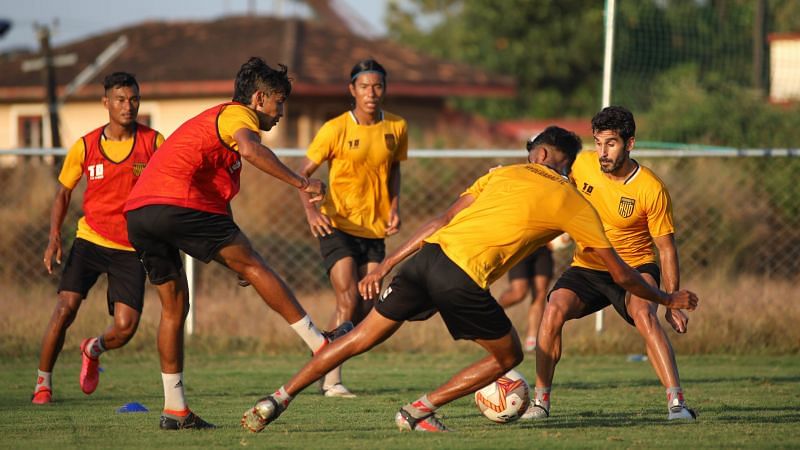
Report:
474,369,531,423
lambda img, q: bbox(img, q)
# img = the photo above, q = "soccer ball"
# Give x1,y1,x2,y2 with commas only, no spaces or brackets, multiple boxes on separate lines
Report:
474,369,530,423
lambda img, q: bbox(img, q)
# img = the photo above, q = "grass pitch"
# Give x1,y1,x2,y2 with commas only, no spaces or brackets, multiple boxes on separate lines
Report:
1,351,798,449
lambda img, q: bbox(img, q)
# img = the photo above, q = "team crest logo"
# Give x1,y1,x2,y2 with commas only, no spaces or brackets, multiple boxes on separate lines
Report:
132,162,146,176
384,134,396,151
618,197,635,218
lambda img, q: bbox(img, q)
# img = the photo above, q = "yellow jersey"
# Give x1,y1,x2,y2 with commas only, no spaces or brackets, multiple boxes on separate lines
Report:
307,110,408,239
425,164,612,289
60,130,165,251
570,150,674,270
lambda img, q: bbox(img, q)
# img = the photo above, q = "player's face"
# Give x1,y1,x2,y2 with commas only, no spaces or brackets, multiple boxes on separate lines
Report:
594,130,633,174
103,85,140,127
254,92,286,131
349,73,385,116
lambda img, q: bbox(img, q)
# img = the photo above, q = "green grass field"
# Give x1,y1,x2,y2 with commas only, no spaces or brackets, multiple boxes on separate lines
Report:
2,351,798,449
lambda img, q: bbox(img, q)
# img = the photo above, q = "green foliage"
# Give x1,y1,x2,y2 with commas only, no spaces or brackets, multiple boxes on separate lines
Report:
386,0,605,119
640,65,800,147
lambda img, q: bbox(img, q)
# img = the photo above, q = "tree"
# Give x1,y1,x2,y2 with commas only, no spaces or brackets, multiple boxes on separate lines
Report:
386,0,605,119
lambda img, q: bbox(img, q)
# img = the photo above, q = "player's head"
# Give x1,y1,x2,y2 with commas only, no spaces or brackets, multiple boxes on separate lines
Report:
349,59,386,117
526,126,582,175
102,72,140,127
233,57,292,131
591,106,636,174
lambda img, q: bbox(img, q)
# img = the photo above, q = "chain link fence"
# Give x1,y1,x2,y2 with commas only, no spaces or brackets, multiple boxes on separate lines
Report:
2,149,798,293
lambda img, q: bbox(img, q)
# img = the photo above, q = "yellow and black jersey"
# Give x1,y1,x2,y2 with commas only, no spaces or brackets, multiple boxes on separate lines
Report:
570,150,674,270
307,110,408,239
60,129,165,250
425,163,612,289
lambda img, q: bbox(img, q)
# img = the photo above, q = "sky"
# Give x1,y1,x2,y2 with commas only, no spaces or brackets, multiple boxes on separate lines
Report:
0,0,389,52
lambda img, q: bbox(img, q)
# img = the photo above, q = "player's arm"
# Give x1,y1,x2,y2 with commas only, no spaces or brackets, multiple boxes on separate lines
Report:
385,161,401,236
592,247,698,310
359,193,475,299
43,183,73,274
654,233,689,333
296,157,333,237
234,128,325,202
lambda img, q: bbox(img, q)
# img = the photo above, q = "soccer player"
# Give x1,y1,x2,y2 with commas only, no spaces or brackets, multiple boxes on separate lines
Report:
297,59,407,397
241,126,699,433
124,57,347,430
525,106,697,421
33,72,164,405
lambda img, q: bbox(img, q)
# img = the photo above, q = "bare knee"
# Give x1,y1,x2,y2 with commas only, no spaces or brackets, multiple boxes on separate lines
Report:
53,292,82,326
631,306,660,336
113,313,141,343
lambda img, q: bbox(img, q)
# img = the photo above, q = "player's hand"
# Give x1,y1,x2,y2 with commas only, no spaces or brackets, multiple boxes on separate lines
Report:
666,289,698,311
488,164,503,173
359,265,388,300
304,208,333,237
665,308,689,333
43,235,62,274
303,178,326,203
385,210,401,236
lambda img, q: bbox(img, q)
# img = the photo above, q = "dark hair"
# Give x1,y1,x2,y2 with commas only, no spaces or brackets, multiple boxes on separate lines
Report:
349,59,387,84
591,106,636,142
232,57,292,104
103,72,138,93
526,126,582,163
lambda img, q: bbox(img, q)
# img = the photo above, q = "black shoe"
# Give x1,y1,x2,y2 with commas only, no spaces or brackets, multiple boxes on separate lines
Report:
160,411,216,430
323,321,354,342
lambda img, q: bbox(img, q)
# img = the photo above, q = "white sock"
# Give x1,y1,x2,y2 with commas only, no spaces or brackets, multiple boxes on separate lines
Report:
162,372,187,413
272,386,293,409
35,370,52,391
323,366,342,389
289,315,326,352
88,336,106,358
534,387,551,410
403,395,437,419
666,387,684,410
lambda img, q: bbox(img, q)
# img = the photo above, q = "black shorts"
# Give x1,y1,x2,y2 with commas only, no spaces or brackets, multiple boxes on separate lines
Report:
375,244,512,340
318,228,385,272
126,205,240,284
58,238,146,315
550,263,661,326
508,246,554,280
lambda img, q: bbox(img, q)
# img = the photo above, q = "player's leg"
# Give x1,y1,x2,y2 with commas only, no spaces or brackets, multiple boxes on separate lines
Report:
498,256,532,309
524,248,554,351
626,270,695,420
79,250,145,395
215,231,331,353
126,205,214,430
524,274,550,351
33,290,83,404
33,239,100,404
319,257,360,397
242,309,402,432
395,246,517,432
528,287,585,418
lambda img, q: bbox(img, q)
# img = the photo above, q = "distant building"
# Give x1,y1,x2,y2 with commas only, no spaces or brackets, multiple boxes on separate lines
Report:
769,33,800,103
0,15,514,151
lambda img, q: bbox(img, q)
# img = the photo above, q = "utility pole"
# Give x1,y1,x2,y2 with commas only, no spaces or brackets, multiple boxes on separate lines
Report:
36,24,61,151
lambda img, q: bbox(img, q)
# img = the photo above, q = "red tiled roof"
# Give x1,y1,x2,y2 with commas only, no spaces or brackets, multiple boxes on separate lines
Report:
0,16,515,102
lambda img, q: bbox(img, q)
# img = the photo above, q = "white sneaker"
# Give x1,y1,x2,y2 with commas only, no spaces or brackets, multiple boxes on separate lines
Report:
323,383,357,398
520,399,549,419
667,405,697,420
